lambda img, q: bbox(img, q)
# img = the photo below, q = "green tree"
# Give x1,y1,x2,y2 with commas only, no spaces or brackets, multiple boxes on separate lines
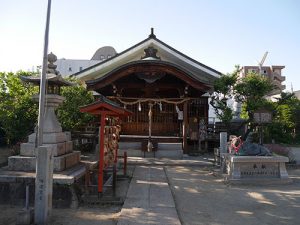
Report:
56,80,94,131
210,66,238,125
210,67,275,139
0,72,95,145
0,71,39,145
265,92,300,144
235,72,274,121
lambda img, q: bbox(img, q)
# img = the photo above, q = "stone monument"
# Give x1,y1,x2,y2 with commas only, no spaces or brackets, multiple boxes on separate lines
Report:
8,52,81,171
225,133,291,184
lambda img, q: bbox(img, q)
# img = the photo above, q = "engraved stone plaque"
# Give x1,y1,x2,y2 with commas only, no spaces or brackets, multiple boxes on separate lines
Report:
240,162,279,178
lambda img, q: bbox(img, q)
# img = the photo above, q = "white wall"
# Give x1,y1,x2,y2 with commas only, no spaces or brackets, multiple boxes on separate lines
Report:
55,59,100,77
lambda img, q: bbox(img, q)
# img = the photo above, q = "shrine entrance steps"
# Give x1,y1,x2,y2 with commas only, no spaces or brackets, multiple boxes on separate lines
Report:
119,135,183,159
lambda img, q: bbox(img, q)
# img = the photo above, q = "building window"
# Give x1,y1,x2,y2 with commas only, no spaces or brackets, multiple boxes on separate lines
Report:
263,70,267,74
79,66,83,71
68,67,72,72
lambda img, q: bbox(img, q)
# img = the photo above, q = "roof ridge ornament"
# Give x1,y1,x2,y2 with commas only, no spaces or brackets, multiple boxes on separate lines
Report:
149,27,156,38
141,46,161,60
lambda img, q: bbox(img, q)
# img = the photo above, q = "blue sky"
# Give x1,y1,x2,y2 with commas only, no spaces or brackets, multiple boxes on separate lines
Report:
1,0,299,91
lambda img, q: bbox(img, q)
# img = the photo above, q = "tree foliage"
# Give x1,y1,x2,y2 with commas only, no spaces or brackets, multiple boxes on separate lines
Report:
0,72,94,145
57,79,94,131
210,66,238,124
265,92,300,144
210,67,300,144
235,72,274,121
0,71,39,145
210,67,275,139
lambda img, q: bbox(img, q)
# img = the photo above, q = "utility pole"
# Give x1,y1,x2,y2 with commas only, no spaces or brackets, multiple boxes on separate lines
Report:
35,1,53,224
37,0,51,147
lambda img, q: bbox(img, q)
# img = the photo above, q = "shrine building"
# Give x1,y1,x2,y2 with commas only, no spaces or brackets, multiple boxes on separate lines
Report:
74,29,222,155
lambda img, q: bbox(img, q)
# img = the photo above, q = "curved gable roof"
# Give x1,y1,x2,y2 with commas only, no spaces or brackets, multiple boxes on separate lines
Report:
73,32,222,84
86,60,213,91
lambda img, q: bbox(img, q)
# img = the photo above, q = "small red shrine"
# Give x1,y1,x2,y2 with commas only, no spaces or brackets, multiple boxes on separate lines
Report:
80,96,132,193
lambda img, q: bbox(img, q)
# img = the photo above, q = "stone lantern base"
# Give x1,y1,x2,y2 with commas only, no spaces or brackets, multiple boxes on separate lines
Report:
8,131,80,172
8,94,81,172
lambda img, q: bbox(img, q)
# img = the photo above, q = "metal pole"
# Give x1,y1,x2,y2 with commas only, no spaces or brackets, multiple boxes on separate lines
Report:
37,0,52,147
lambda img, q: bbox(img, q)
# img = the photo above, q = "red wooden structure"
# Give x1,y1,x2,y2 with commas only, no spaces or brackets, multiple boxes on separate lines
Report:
80,96,132,193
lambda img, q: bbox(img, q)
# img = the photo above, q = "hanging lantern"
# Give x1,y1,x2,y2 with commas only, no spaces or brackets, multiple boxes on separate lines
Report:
138,102,142,111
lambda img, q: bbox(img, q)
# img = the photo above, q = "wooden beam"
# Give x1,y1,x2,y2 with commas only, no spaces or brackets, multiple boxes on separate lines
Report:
183,100,188,154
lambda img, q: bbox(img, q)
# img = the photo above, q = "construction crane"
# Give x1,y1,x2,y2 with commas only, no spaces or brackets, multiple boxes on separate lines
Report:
258,51,268,75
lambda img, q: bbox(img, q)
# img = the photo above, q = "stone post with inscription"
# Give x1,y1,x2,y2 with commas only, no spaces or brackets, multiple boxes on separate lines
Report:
219,132,228,168
220,132,228,154
34,146,54,224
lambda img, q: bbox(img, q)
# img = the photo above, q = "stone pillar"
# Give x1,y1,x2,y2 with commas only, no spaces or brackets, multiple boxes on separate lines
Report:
220,132,228,154
34,145,54,225
219,132,228,168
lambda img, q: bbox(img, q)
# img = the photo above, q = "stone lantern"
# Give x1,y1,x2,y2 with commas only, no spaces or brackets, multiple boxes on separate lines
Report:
8,53,81,172
20,52,73,135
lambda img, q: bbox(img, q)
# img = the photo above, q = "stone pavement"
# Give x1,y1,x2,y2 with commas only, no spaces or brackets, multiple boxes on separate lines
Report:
117,165,181,225
166,166,300,225
126,155,213,167
118,156,300,225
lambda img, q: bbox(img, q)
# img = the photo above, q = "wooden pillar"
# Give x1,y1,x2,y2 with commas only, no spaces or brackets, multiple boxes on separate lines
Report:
204,98,209,152
147,103,153,152
183,101,188,154
98,113,106,193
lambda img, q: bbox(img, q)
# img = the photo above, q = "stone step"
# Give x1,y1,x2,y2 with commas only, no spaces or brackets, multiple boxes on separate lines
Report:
118,142,183,158
8,151,81,172
118,142,141,150
118,148,183,159
20,141,73,157
157,143,182,151
119,142,182,151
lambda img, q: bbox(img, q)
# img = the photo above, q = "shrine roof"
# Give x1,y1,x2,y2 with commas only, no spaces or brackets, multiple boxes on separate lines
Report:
85,59,213,91
73,30,222,84
80,95,132,116
20,73,74,87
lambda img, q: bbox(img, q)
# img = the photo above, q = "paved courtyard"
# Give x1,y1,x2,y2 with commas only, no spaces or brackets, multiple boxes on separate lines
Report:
166,165,300,225
1,155,300,224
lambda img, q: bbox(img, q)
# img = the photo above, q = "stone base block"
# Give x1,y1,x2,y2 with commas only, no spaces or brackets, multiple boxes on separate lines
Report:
0,182,82,209
46,143,66,156
8,156,36,171
20,143,36,157
8,152,81,172
225,155,291,184
16,208,34,225
65,131,71,141
65,151,80,168
20,142,68,157
65,141,73,153
53,151,81,172
28,132,67,144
